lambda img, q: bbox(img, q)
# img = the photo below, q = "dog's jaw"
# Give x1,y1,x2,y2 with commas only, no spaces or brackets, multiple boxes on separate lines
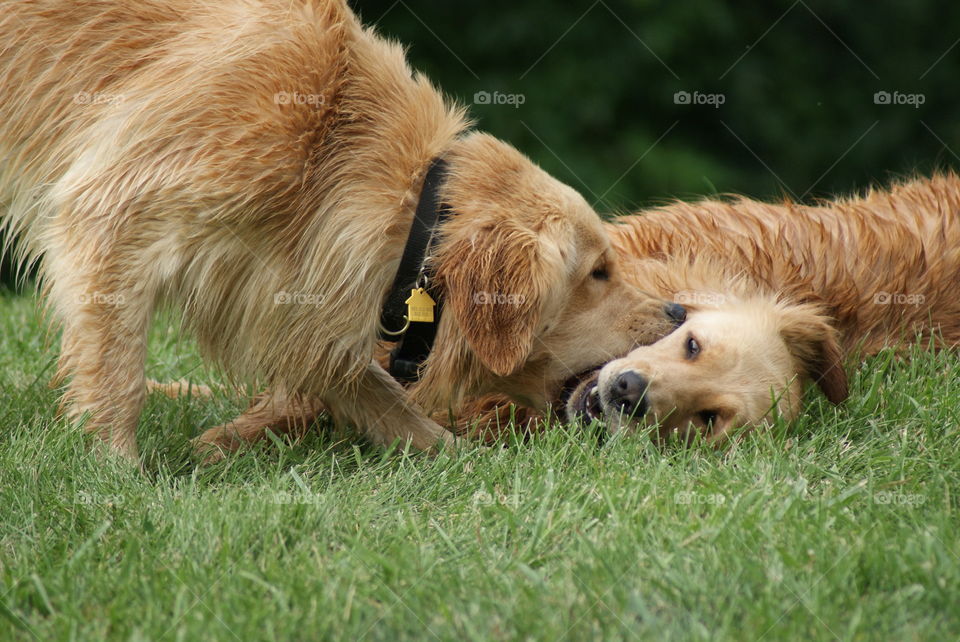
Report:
561,371,603,423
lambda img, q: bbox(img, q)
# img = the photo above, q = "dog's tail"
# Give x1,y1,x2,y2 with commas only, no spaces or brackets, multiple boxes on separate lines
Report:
145,379,225,400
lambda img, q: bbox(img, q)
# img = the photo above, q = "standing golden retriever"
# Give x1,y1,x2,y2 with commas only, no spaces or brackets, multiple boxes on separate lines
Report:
0,0,681,461
190,173,960,453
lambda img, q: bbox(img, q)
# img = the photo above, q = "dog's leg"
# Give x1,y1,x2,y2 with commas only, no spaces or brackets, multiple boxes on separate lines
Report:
323,361,458,452
193,390,326,463
51,276,153,462
191,361,458,462
194,362,457,461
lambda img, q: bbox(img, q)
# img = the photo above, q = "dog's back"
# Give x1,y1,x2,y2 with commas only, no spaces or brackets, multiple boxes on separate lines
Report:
1,0,349,262
607,174,960,354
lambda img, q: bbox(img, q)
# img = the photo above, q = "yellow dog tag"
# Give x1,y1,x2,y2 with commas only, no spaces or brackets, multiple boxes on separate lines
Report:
405,287,436,323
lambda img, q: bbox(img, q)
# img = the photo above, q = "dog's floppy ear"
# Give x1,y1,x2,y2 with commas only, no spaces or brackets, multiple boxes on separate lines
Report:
778,304,848,404
437,226,543,377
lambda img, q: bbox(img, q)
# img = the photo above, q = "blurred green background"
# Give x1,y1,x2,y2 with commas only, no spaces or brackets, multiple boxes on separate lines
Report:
3,0,959,286
353,0,959,210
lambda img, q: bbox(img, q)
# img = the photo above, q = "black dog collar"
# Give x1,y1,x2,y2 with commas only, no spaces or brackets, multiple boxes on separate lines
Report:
378,157,452,382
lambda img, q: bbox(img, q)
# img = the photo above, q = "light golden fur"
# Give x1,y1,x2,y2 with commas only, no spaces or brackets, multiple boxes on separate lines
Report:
194,173,960,452
0,0,677,460
590,297,846,443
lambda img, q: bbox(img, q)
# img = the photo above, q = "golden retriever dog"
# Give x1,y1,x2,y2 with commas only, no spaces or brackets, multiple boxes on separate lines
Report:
191,173,960,453
567,171,960,442
0,0,682,461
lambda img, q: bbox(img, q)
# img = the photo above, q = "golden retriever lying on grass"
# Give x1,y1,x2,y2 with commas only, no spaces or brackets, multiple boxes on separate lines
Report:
0,0,682,461
194,173,960,452
567,171,960,442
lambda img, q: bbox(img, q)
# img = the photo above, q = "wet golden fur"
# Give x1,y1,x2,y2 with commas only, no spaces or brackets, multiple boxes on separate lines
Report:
609,172,960,357
0,0,676,460
197,173,960,452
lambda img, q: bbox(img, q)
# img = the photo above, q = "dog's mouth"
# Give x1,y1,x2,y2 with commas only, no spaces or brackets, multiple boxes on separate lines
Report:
558,369,603,423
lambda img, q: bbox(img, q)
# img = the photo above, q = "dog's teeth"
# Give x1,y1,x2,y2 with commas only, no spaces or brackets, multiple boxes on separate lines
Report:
585,386,601,420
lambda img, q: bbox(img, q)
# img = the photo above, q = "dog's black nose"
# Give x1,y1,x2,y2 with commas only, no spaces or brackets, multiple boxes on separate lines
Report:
665,302,687,325
610,370,648,416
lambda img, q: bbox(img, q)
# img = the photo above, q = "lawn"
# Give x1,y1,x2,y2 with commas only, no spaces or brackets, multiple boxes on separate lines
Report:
1,291,958,641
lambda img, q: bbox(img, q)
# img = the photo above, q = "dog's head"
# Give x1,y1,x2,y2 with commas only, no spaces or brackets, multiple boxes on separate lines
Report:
565,297,848,443
417,133,684,410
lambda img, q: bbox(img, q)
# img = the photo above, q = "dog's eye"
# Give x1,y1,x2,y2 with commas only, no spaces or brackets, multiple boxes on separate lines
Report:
591,267,609,281
685,335,701,358
698,410,718,426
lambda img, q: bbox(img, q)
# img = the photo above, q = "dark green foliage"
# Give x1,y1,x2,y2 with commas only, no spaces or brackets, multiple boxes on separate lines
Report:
353,0,960,210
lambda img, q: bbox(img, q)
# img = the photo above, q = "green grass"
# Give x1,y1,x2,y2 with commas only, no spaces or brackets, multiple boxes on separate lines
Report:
1,291,959,641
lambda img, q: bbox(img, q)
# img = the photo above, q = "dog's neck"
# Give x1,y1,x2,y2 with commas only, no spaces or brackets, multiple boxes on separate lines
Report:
379,157,454,382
